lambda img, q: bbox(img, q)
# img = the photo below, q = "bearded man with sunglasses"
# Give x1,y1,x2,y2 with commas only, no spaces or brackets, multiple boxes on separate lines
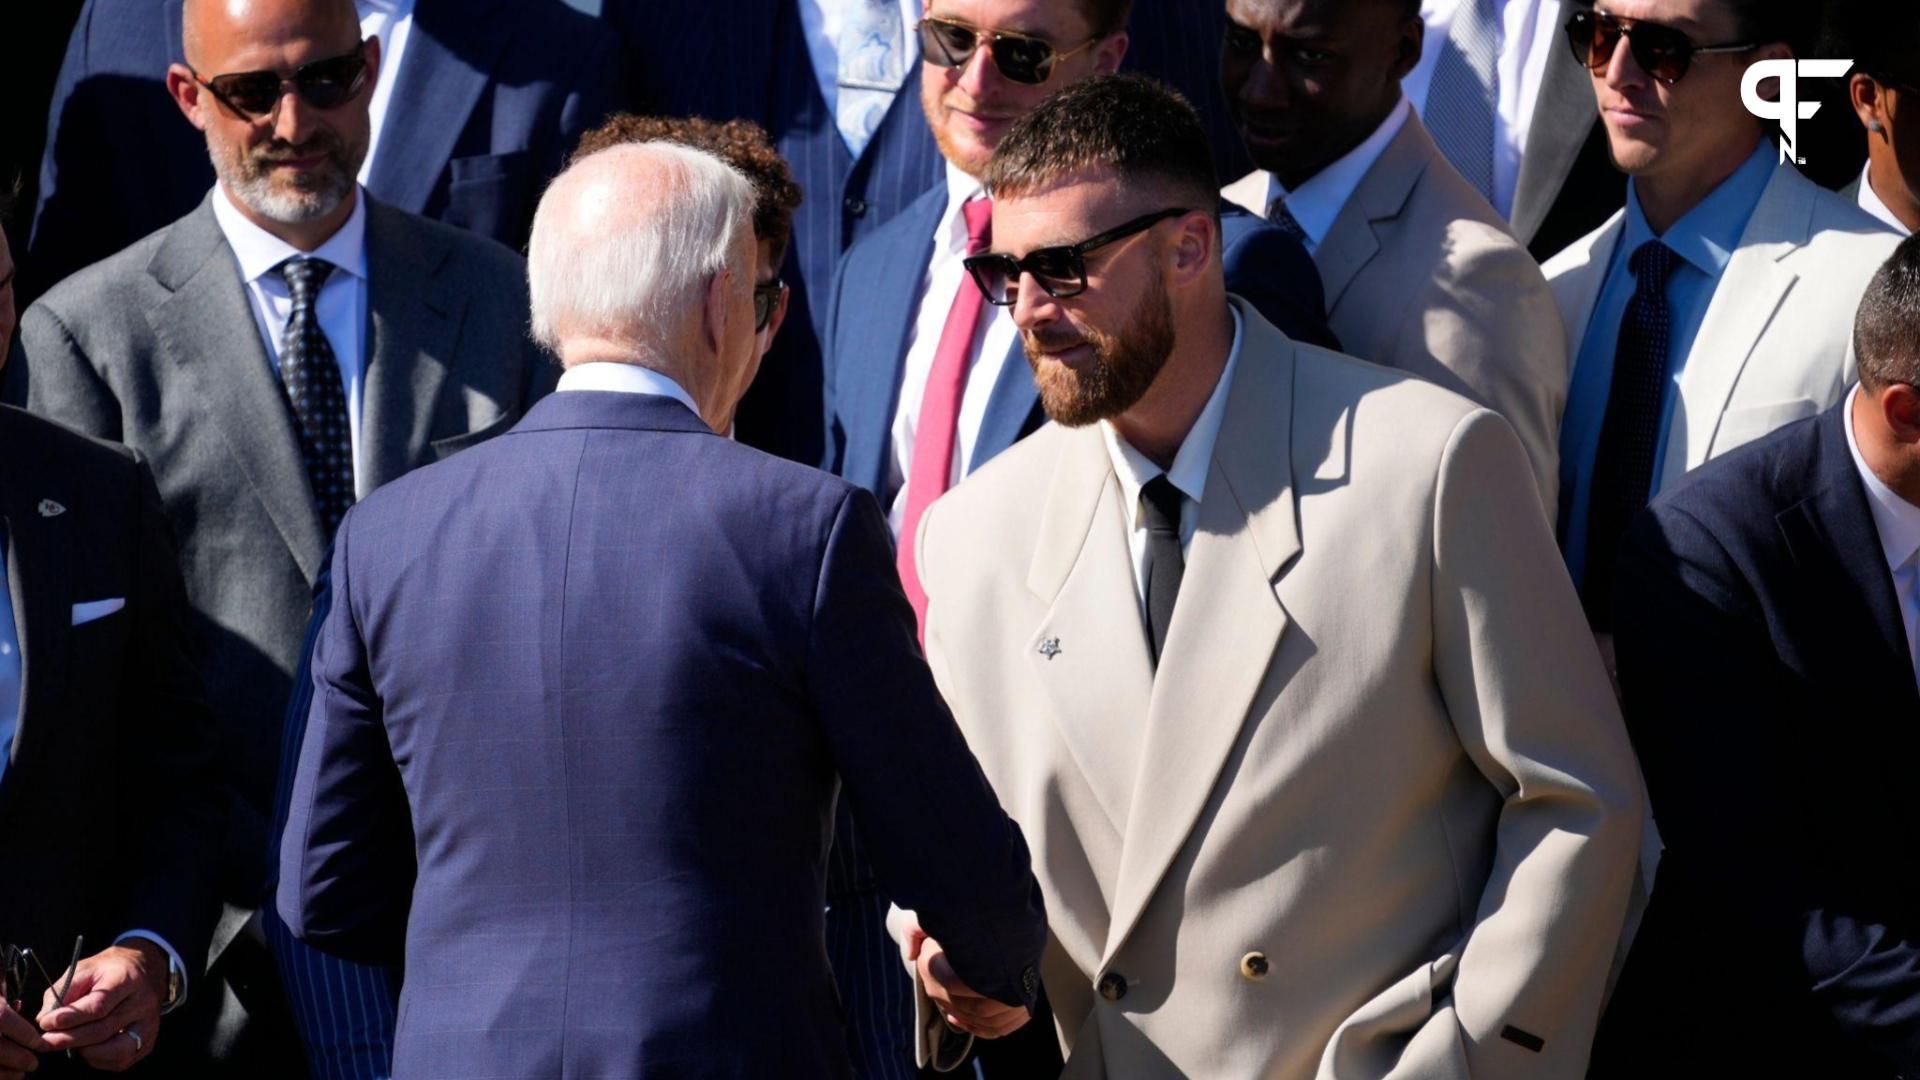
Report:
4,0,556,1073
902,73,1645,1079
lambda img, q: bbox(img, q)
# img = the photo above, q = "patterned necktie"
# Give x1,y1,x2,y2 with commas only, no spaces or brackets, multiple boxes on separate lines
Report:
1582,240,1679,629
1142,475,1186,667
1426,0,1500,201
1266,197,1310,248
836,0,908,157
896,197,994,632
277,257,355,538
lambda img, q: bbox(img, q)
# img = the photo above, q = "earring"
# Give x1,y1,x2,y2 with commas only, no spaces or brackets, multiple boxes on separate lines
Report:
1870,120,1888,135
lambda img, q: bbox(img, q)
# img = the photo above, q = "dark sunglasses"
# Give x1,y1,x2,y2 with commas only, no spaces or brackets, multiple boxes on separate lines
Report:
190,41,371,120
753,278,786,332
918,16,1103,86
964,208,1190,306
1564,9,1754,86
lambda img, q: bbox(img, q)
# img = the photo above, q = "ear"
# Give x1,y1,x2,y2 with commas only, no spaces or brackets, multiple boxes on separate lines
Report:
1885,382,1920,444
1094,30,1129,75
1392,15,1424,81
363,34,383,97
702,266,733,356
1166,211,1217,288
165,63,209,131
1752,41,1795,101
761,286,792,350
1852,73,1887,134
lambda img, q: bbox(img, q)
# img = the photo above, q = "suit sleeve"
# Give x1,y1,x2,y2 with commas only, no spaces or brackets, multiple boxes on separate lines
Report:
1616,504,1920,1070
276,509,416,965
6,300,121,438
118,455,225,974
805,489,1046,1009
1414,408,1646,1075
1220,219,1341,352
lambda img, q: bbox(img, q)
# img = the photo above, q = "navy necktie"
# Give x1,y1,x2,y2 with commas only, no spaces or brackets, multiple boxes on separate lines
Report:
1583,240,1679,629
1266,197,1309,247
277,257,355,538
1142,475,1186,666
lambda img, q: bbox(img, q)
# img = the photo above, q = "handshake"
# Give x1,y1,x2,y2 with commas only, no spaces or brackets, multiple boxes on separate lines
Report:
886,907,1034,1071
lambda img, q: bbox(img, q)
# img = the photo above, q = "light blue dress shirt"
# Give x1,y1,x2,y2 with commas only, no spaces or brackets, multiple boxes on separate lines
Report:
1559,144,1777,588
0,528,17,788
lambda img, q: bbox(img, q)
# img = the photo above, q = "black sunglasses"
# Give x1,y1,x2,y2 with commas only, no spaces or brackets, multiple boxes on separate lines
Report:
1564,9,1755,86
917,16,1103,86
964,208,1190,306
190,41,371,120
753,278,786,333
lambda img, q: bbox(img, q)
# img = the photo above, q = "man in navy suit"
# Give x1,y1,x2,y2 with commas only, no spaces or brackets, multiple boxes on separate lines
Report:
279,138,1048,1080
1599,235,1920,1076
24,0,621,303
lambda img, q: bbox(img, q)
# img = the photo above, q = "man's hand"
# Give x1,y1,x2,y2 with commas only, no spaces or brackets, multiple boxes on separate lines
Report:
0,1001,50,1079
914,936,1031,1040
35,941,165,1072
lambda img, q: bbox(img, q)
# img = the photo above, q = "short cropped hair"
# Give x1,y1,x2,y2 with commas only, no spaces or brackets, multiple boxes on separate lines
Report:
1820,0,1920,87
981,74,1219,214
529,142,756,359
1079,0,1132,36
1854,234,1920,389
1722,0,1820,57
574,113,802,269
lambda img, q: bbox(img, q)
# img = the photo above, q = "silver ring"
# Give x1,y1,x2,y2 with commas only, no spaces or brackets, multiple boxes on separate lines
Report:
124,1026,142,1053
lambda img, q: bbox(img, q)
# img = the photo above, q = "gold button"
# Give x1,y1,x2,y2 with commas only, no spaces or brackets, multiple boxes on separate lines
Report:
1240,951,1270,981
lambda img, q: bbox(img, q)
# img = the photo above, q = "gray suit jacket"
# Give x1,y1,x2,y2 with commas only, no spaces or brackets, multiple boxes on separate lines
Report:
4,192,556,910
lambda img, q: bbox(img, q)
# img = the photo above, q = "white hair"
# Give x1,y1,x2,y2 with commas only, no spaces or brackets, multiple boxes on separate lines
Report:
528,141,756,360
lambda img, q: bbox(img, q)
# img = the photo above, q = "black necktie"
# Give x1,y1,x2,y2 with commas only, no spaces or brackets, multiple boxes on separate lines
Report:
1583,240,1679,630
1266,197,1309,247
1142,475,1186,666
276,256,355,538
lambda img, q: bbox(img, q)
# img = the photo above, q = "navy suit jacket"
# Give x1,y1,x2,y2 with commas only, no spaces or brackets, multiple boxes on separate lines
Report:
822,187,1337,496
278,390,1046,1079
1597,404,1920,1077
26,0,621,300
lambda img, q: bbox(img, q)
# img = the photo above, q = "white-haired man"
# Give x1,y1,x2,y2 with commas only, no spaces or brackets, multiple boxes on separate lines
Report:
277,140,1048,1077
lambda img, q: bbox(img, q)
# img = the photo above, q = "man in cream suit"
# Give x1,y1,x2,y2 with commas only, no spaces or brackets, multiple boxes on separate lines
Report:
1220,0,1567,514
909,74,1646,1078
1543,0,1898,631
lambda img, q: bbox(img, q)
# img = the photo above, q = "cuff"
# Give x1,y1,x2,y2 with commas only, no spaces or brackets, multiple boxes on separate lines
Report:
114,931,187,1013
887,907,973,1072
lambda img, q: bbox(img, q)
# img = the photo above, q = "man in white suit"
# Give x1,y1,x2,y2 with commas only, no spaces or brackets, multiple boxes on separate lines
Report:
1219,0,1567,515
1544,0,1899,632
909,74,1646,1079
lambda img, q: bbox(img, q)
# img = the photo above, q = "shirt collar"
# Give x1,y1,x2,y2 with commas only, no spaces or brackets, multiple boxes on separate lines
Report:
1265,97,1412,251
356,0,410,15
1102,306,1245,531
212,183,370,285
1622,142,1775,278
939,160,989,256
555,361,703,419
1844,385,1920,574
1858,165,1914,236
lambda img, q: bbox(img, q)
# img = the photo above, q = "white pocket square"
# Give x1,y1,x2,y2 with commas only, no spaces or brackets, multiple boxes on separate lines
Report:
71,598,127,626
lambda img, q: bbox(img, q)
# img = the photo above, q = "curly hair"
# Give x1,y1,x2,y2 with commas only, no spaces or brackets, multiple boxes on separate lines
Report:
574,114,803,268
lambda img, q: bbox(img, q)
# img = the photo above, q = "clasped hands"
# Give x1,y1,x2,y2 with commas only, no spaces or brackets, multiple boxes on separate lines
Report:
898,917,1032,1040
1,941,168,1077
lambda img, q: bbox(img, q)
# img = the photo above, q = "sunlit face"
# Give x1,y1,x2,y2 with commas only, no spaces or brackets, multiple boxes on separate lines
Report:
1588,0,1765,182
918,0,1126,177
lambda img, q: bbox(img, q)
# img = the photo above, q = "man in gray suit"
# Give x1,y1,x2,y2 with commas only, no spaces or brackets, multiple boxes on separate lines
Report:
3,0,553,1071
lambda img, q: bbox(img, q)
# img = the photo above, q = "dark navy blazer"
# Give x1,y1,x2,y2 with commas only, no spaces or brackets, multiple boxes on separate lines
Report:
278,390,1047,1079
1597,403,1920,1078
26,0,621,299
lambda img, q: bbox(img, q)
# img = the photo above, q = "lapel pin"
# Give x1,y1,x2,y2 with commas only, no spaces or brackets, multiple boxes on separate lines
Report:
37,500,66,519
1037,637,1062,660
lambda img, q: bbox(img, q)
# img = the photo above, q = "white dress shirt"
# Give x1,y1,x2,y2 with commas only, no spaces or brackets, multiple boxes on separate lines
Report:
1101,307,1245,611
1845,386,1920,690
1857,165,1914,236
557,361,702,415
796,0,922,155
356,0,417,184
885,162,1021,539
1263,98,1413,255
1403,0,1557,219
212,185,371,481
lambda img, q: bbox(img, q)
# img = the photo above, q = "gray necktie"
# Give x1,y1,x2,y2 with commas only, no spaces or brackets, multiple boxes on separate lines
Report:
1142,476,1185,667
1426,0,1500,201
836,0,908,157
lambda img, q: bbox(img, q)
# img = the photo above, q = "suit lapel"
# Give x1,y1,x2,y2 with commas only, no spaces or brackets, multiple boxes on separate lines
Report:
1024,428,1156,837
359,198,460,492
145,197,328,581
0,414,73,774
1512,0,1597,244
968,336,1040,475
1668,165,1803,485
1102,308,1302,964
1317,116,1432,311
838,185,947,494
366,0,506,215
1548,211,1624,360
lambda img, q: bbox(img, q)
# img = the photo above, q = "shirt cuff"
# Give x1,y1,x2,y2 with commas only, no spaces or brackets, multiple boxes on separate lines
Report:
113,931,186,1012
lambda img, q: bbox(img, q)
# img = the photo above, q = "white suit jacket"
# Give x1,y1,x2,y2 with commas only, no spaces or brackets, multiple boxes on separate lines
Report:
917,300,1646,1079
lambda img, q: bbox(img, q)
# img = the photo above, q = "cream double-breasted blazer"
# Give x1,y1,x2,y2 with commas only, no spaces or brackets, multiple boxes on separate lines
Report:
917,301,1646,1079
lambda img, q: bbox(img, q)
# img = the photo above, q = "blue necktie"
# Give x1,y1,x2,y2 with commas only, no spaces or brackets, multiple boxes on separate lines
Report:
1583,240,1678,628
1266,197,1310,248
277,257,355,538
1426,0,1499,201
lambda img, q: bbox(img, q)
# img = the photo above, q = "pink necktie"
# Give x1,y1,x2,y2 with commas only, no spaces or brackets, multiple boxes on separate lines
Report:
897,196,994,632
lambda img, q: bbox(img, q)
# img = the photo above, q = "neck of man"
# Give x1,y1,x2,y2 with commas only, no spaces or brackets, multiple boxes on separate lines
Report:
226,182,358,253
1868,147,1920,233
1854,385,1920,508
1110,300,1235,471
1633,129,1763,235
564,339,732,434
1266,96,1397,192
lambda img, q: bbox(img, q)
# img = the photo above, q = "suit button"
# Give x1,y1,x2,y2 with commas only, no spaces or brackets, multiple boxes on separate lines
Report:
1097,971,1127,1001
1240,951,1270,982
844,197,869,218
